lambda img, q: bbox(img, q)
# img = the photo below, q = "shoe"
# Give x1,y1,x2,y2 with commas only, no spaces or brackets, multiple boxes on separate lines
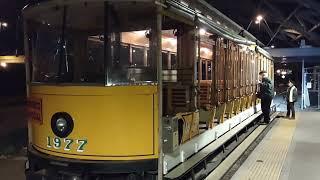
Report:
290,117,295,120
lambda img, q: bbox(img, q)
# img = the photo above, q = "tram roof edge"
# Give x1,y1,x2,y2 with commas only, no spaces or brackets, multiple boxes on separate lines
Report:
193,0,265,47
22,0,156,12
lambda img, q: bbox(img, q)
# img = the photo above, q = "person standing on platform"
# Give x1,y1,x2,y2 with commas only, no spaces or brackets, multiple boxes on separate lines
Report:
257,70,274,124
286,80,298,119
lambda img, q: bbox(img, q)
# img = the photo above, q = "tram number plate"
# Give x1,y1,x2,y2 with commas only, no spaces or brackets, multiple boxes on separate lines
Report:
46,136,88,152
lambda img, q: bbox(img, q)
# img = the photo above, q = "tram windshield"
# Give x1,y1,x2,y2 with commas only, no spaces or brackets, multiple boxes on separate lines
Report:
24,2,157,85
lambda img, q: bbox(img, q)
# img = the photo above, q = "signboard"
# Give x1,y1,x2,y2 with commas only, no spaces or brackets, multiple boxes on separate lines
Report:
307,82,312,89
27,97,43,124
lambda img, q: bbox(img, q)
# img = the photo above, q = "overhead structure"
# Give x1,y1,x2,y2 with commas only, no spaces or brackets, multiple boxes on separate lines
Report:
207,0,320,47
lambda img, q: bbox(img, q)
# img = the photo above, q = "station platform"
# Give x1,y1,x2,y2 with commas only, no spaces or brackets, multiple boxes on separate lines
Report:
210,112,320,180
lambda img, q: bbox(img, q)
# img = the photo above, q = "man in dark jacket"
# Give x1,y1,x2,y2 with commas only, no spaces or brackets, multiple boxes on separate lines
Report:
257,71,274,124
286,80,298,119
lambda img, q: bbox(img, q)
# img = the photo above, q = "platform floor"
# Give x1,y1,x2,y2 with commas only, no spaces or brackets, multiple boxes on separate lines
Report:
230,112,320,180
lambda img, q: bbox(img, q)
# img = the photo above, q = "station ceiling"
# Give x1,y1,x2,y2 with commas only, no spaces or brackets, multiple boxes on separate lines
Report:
206,0,320,48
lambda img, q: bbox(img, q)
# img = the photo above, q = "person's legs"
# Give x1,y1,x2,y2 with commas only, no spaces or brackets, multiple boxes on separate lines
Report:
287,101,291,118
264,97,272,123
290,102,295,119
261,99,267,122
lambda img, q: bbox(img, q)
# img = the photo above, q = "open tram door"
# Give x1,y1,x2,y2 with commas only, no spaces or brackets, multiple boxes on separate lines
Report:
23,0,169,179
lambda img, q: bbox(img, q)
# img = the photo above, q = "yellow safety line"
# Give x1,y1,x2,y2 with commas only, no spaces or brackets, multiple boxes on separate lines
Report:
238,118,297,180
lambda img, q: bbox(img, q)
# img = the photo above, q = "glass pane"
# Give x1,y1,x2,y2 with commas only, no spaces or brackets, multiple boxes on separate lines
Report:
107,3,157,85
171,53,177,69
25,2,157,85
26,2,105,84
196,61,199,80
208,62,212,80
162,52,168,69
132,47,145,67
202,61,206,80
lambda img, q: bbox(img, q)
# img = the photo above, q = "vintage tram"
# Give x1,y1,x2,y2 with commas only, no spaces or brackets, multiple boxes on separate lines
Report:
24,0,273,179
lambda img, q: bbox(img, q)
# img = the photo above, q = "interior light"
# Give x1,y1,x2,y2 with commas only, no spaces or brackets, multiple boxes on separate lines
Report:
281,71,287,75
271,45,275,48
276,69,281,74
2,22,8,27
199,28,206,36
256,15,263,22
281,75,286,79
0,62,7,68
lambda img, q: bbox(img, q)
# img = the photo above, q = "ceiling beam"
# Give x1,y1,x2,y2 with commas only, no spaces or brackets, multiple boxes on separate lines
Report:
294,14,306,31
283,28,301,35
267,5,302,46
297,0,320,12
262,20,274,38
263,1,285,20
295,22,320,40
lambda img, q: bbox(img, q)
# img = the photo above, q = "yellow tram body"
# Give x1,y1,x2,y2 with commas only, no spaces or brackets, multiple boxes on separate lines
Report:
29,85,158,161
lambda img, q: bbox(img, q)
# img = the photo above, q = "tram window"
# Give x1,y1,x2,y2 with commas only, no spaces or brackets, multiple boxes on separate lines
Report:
131,47,145,66
202,61,206,80
208,62,212,80
25,2,157,85
119,45,130,67
196,61,199,80
171,54,177,69
32,30,60,82
162,52,169,69
26,2,105,84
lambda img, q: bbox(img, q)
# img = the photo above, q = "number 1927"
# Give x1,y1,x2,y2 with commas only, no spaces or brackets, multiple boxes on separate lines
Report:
46,136,88,152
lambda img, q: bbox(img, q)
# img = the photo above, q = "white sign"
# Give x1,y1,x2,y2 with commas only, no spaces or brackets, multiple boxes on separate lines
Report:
307,82,312,89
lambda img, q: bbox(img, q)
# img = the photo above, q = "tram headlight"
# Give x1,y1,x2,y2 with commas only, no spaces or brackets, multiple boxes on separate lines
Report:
51,112,74,138
56,118,68,132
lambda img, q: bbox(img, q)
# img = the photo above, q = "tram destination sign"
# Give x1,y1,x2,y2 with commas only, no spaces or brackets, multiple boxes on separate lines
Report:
27,97,43,124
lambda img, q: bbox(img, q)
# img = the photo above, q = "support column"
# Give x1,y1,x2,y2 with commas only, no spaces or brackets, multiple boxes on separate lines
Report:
301,59,304,110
